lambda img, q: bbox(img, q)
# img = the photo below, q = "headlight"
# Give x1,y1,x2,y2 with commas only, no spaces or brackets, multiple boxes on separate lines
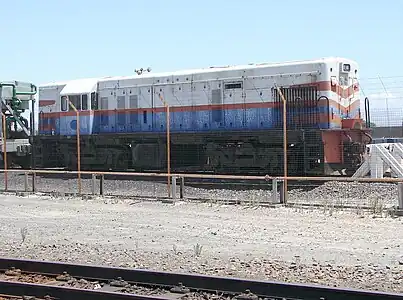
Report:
343,64,351,72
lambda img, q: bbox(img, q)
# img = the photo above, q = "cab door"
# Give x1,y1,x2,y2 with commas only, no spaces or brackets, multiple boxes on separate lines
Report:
80,93,93,135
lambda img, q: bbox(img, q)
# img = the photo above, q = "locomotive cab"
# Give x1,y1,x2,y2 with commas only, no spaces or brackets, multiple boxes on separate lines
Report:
58,78,99,136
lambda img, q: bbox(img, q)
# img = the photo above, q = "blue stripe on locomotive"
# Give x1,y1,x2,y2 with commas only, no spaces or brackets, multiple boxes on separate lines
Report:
39,105,360,136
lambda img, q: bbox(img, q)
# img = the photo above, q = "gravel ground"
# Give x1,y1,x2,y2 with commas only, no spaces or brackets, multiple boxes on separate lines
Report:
0,173,401,208
0,193,401,293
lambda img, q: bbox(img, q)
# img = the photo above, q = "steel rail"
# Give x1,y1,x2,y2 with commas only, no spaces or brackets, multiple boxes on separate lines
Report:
0,258,401,300
0,280,165,300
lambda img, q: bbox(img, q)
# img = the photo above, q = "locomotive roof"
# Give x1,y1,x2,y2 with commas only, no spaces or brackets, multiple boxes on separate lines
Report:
98,56,355,83
38,57,356,88
60,77,100,96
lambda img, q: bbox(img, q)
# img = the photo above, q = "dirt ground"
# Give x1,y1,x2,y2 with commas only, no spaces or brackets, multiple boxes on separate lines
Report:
0,193,401,293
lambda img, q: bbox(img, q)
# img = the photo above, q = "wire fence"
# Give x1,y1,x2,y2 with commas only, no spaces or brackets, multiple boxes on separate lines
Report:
359,76,403,135
0,170,402,216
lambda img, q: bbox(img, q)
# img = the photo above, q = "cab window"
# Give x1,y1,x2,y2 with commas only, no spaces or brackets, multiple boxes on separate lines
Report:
68,95,81,111
81,94,88,110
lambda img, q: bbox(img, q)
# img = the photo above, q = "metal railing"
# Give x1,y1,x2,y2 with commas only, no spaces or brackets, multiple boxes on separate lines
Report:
0,168,402,214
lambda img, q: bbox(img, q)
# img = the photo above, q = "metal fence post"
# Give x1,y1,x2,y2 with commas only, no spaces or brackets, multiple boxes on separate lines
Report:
91,174,96,195
180,176,184,199
171,176,177,199
32,172,36,193
24,172,29,192
279,180,285,204
398,182,403,209
272,178,278,203
2,113,8,192
99,174,104,196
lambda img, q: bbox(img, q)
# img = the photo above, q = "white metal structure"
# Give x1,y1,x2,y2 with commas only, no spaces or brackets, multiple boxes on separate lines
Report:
352,143,403,178
0,81,36,167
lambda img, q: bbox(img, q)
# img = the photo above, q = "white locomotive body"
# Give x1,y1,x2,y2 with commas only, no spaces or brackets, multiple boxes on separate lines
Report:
34,57,369,175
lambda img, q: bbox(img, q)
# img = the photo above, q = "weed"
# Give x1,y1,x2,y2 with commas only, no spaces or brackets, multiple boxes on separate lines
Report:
172,244,179,255
193,243,203,257
20,227,28,243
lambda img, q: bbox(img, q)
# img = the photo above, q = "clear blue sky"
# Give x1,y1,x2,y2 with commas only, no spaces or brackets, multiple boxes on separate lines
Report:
0,0,402,84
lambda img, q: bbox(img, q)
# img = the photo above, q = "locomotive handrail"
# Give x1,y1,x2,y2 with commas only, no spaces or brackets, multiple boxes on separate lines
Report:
0,82,17,98
0,82,37,97
317,96,329,126
364,97,371,128
15,84,37,96
293,97,302,129
38,111,45,132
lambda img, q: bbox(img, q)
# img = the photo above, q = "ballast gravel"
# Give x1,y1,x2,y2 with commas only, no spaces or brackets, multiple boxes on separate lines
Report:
0,193,401,293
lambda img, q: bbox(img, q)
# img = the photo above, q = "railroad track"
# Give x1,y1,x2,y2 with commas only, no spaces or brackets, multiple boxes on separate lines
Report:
0,258,401,300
